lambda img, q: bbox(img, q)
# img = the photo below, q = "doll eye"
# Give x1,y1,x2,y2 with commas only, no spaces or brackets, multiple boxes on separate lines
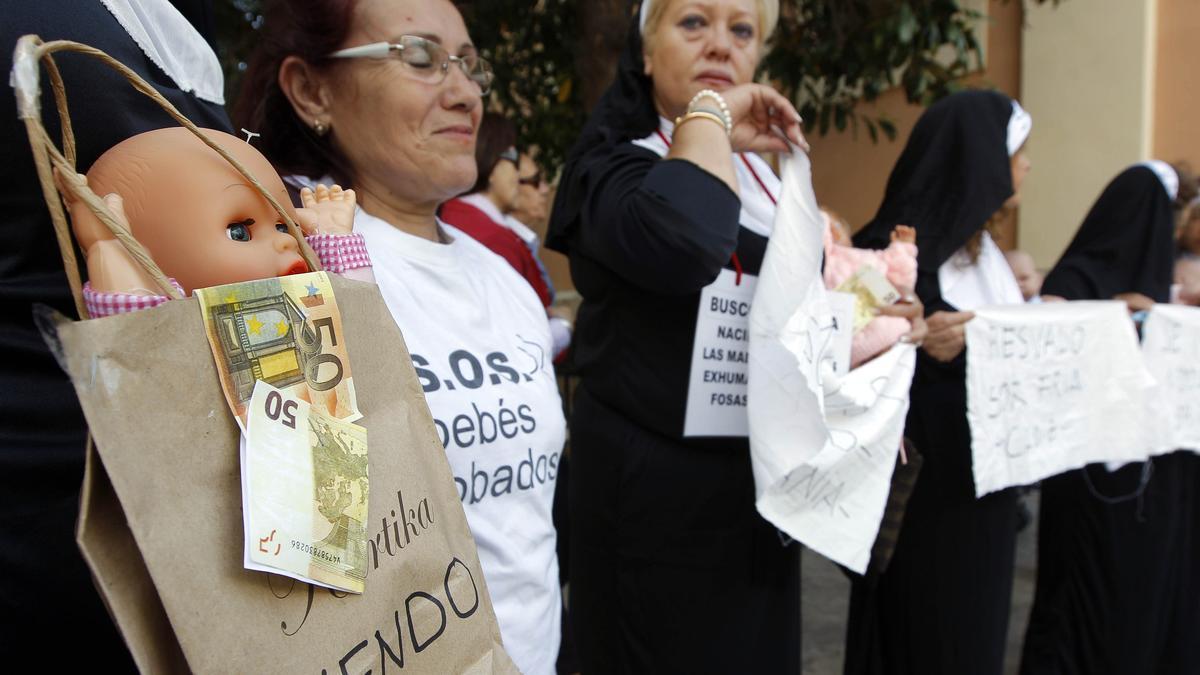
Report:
275,223,289,234
226,219,254,242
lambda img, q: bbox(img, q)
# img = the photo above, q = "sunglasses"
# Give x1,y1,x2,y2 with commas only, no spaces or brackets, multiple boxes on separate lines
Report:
518,172,544,187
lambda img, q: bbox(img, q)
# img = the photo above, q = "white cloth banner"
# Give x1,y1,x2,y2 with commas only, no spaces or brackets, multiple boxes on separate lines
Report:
965,301,1164,496
748,150,914,574
1142,304,1200,453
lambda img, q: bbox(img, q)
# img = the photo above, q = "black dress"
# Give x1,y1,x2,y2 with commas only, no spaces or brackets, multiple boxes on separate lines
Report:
547,21,800,675
846,90,1023,675
0,2,231,665
1020,164,1199,674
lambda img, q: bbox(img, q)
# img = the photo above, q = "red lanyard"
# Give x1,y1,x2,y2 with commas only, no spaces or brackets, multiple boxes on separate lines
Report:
654,128,777,285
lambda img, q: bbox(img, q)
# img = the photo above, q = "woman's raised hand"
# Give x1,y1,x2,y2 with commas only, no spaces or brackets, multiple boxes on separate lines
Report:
718,84,808,154
921,310,975,363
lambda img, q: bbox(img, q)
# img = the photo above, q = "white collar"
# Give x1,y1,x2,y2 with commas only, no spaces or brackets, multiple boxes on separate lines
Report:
100,0,225,105
459,192,505,223
1139,160,1179,201
938,231,1025,311
456,193,540,244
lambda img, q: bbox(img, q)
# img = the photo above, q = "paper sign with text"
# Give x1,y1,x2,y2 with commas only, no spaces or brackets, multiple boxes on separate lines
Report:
684,269,758,437
747,149,914,574
965,301,1163,496
1142,304,1200,453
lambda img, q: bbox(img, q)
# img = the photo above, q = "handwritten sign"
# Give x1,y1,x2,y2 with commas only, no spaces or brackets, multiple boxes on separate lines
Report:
748,149,914,574
1142,304,1200,452
965,301,1163,496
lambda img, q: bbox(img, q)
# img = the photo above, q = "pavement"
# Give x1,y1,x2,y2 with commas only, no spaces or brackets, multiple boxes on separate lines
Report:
800,491,1039,674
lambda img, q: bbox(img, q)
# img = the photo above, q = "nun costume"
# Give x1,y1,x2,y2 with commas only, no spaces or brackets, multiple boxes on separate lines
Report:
1021,162,1199,675
546,12,800,675
846,90,1031,675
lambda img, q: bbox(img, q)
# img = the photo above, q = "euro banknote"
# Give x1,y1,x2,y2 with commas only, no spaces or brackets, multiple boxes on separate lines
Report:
196,271,360,432
243,380,369,593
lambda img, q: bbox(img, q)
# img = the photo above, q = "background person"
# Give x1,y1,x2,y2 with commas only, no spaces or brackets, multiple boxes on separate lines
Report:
1022,161,1199,675
847,89,1032,675
441,112,553,306
235,1,566,672
1004,249,1042,301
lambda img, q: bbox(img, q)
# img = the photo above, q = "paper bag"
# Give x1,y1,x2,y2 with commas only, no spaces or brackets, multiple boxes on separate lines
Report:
47,277,517,673
15,34,515,672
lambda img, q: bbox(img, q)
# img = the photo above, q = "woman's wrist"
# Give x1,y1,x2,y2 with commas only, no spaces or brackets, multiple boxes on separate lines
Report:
685,89,732,136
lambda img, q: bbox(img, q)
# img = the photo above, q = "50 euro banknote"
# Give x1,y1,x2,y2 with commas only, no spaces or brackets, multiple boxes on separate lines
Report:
196,272,360,432
243,380,369,594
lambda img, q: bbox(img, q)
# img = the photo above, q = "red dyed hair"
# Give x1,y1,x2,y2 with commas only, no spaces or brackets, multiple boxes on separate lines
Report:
232,0,358,184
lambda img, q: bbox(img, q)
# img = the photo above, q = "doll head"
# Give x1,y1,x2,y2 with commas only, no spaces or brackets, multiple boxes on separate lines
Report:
70,127,309,294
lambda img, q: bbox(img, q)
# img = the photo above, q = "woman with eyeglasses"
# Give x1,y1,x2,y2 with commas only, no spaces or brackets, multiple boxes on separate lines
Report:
235,2,566,673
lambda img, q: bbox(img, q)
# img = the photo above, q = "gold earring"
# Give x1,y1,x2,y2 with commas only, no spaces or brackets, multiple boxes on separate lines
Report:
313,119,329,136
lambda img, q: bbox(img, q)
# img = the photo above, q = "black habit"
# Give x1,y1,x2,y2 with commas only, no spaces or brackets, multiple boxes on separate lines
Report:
0,1,231,665
846,90,1021,675
1021,164,1199,675
546,20,800,675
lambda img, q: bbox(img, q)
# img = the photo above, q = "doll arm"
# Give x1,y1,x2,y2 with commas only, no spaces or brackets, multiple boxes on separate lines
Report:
56,169,162,296
881,241,919,290
296,185,374,282
850,315,911,369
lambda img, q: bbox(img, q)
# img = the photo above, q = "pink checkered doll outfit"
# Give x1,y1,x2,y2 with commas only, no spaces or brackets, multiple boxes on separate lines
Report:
821,213,918,368
82,232,372,318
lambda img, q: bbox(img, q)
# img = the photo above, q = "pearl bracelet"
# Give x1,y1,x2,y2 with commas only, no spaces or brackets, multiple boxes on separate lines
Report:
687,88,732,136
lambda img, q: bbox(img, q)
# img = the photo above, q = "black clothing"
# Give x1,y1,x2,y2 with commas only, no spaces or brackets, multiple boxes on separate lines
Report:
548,16,799,674
1021,456,1192,675
854,89,1015,287
845,90,1020,675
569,387,800,674
0,1,231,664
1021,165,1197,674
1041,165,1176,304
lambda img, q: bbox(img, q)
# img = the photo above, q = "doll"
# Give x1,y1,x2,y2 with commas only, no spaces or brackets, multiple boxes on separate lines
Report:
57,127,368,317
821,208,918,368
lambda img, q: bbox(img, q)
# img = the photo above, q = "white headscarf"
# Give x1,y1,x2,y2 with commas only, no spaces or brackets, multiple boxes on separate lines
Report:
1139,160,1179,201
1007,100,1032,156
100,0,225,105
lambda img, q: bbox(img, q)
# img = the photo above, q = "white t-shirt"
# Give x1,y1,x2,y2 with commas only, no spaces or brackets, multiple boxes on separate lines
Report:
354,208,564,675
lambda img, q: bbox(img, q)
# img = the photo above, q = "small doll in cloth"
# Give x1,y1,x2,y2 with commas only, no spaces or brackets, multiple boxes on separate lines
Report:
821,208,918,368
58,127,371,317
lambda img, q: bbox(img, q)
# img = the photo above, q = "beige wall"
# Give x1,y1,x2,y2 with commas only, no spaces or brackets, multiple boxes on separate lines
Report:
808,0,1024,247
1019,0,1157,269
1153,0,1200,168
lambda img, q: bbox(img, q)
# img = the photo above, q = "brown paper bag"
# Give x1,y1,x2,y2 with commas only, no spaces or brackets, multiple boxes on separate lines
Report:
16,35,517,673
46,280,516,673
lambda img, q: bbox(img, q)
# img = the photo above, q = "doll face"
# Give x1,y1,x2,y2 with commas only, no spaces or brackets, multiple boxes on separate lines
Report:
85,128,308,294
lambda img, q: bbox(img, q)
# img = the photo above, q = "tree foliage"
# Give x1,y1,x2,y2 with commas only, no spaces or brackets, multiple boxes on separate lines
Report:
216,0,1060,173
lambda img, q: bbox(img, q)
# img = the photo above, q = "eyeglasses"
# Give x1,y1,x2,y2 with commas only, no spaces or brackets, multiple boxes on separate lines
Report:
518,172,544,187
327,36,494,96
